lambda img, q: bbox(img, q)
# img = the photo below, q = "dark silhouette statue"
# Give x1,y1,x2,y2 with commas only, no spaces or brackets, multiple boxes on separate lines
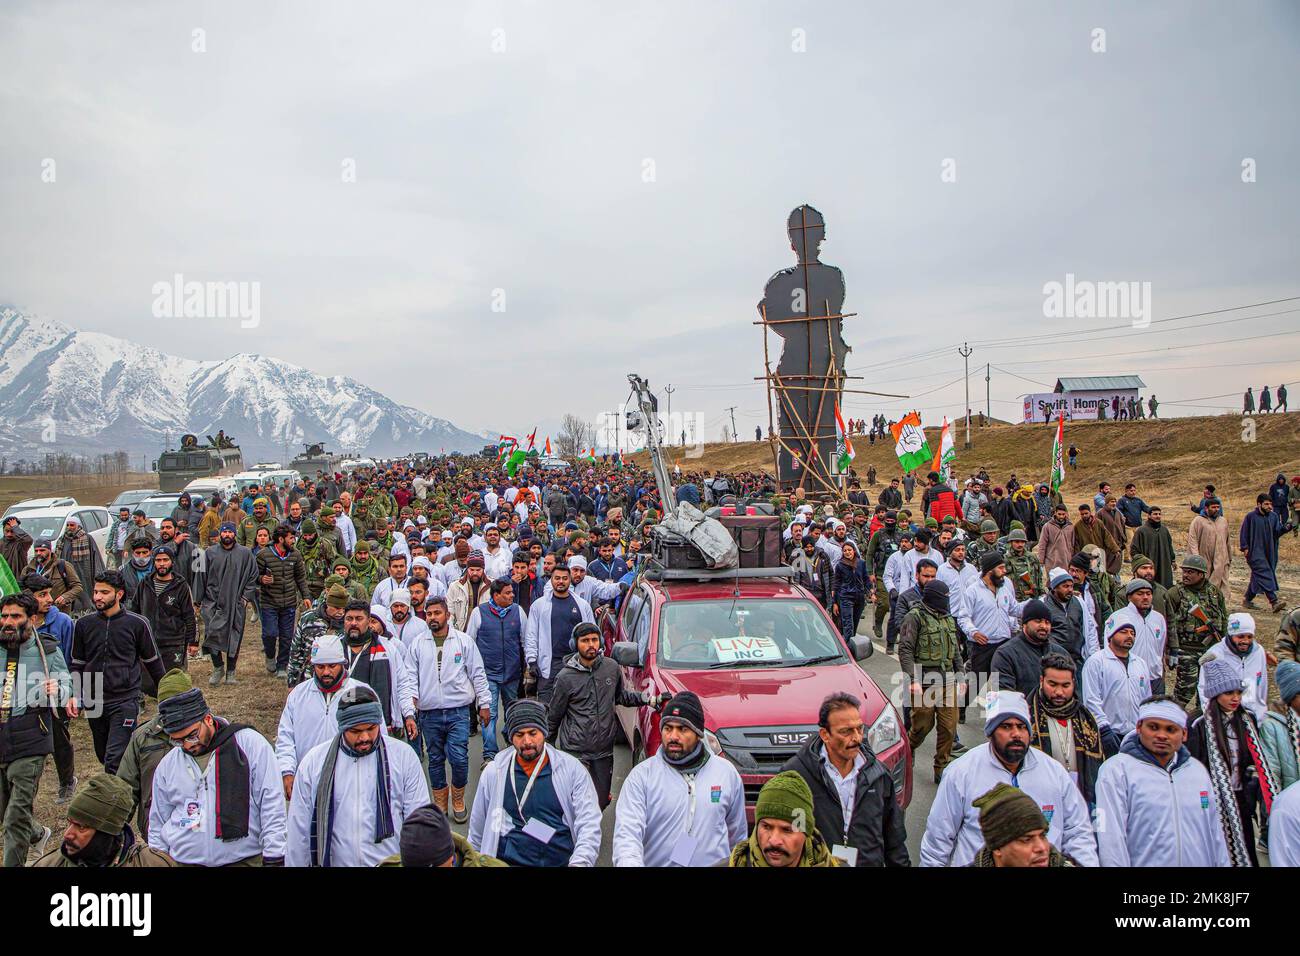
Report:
759,205,850,487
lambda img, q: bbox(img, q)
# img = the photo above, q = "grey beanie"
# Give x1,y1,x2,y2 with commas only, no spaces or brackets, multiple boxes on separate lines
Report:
1275,660,1300,705
1201,658,1243,700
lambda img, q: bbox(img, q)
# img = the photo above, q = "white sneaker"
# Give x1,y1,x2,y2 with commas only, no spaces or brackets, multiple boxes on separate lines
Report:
30,825,52,858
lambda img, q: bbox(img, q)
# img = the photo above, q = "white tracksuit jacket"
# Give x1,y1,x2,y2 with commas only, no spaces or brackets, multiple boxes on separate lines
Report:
1105,604,1168,685
919,742,1098,867
1080,647,1151,737
408,627,492,711
275,676,374,775
285,733,429,867
149,726,287,865
1197,637,1269,723
1094,738,1231,867
612,750,748,867
524,591,595,678
468,744,602,866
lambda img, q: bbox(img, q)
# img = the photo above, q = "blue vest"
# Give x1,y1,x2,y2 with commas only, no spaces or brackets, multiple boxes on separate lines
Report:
498,757,574,867
474,604,524,684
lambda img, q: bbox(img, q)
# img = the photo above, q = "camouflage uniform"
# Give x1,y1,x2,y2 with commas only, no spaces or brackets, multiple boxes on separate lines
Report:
1164,555,1228,709
1003,533,1044,601
965,520,1003,567
1278,608,1300,662
864,526,903,639
286,586,349,686
296,525,338,600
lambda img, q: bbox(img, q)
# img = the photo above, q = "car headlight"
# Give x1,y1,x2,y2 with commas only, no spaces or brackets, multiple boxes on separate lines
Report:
703,729,725,757
867,707,901,754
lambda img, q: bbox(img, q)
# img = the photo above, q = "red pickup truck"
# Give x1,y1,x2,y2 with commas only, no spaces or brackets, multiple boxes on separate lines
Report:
602,567,912,813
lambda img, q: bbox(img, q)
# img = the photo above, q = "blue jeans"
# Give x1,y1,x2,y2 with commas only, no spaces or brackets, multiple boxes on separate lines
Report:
260,605,297,669
419,708,470,789
483,679,519,762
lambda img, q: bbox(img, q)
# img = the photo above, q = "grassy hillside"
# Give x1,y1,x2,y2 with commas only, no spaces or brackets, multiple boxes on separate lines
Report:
634,413,1300,600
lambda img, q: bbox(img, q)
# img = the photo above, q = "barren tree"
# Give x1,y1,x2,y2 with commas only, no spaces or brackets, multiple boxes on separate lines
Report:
557,414,594,459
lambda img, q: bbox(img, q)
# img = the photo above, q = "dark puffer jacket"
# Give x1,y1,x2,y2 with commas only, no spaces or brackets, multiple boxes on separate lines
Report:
256,545,308,609
547,653,644,760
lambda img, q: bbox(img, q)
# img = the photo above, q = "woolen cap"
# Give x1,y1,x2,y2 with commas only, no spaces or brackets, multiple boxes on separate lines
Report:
973,782,1049,851
660,691,705,736
753,770,816,836
67,773,136,834
400,805,456,867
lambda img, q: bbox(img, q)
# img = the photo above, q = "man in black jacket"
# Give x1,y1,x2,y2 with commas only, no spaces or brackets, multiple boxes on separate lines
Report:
989,600,1070,696
1041,569,1086,666
129,545,197,696
69,570,165,774
782,692,908,866
547,622,660,809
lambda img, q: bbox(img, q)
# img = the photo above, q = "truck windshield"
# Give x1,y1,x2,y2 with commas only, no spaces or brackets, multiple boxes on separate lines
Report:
656,599,847,670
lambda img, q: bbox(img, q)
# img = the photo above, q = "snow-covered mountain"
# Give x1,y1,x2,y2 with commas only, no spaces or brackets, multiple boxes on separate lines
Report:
0,307,489,463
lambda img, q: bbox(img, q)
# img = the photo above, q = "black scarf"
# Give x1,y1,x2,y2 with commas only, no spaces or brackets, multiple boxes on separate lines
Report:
348,641,394,727
200,719,255,841
663,741,709,773
1025,686,1103,805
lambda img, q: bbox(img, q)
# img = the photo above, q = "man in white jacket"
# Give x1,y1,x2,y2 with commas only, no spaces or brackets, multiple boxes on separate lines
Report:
276,634,373,799
542,555,623,606
1105,579,1169,693
919,690,1097,867
409,597,491,824
469,699,602,867
481,526,513,581
1094,697,1231,866
285,685,428,867
1267,780,1300,867
525,563,595,702
370,553,412,609
1197,613,1269,722
613,691,747,866
384,589,431,648
1081,617,1151,757
148,687,287,866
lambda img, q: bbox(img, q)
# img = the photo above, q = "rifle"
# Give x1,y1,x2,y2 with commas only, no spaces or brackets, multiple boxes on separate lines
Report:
1187,603,1221,642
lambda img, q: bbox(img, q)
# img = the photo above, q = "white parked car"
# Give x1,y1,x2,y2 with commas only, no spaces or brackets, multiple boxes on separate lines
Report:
3,497,78,521
137,494,182,523
18,506,111,565
183,477,239,502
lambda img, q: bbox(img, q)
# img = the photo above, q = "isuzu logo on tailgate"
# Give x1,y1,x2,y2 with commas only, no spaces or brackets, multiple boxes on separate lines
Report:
770,731,813,745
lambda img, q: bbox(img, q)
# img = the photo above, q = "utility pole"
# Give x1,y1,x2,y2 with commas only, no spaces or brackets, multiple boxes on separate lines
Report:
985,363,991,425
664,384,675,445
958,343,973,449
725,406,738,443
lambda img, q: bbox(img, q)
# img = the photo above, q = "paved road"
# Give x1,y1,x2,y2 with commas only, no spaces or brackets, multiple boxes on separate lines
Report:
857,624,982,864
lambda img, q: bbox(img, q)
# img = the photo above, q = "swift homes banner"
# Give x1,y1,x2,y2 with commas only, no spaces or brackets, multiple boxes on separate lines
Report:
1022,390,1138,423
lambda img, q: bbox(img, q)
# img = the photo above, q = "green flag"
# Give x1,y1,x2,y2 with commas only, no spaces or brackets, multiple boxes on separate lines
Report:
0,558,18,597
504,448,527,477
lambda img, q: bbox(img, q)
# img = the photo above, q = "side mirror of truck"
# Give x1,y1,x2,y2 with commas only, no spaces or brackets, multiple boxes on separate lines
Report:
612,641,642,668
849,635,874,662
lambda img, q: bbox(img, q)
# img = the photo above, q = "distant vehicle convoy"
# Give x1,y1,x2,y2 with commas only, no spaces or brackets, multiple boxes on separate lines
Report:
155,433,244,492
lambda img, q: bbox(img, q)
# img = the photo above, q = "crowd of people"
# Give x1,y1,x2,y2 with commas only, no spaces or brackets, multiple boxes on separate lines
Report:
0,446,1297,869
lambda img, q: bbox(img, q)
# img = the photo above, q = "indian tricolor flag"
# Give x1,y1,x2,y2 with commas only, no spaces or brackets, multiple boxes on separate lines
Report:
891,411,932,474
834,402,855,473
544,436,552,456
931,417,955,482
1050,412,1065,493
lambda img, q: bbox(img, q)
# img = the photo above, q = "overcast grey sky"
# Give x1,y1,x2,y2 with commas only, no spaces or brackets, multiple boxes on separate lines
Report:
2,0,1297,444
